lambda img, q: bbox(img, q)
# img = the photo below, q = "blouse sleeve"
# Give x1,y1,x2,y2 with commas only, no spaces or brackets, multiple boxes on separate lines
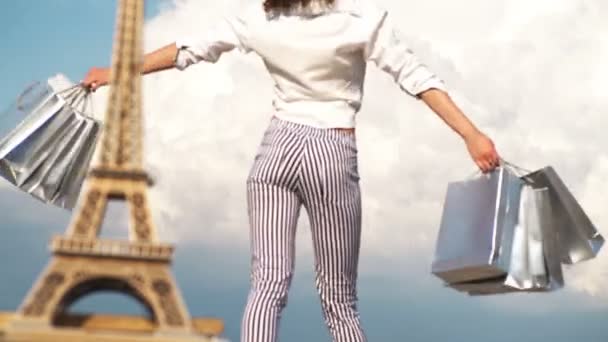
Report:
362,2,447,98
174,11,252,70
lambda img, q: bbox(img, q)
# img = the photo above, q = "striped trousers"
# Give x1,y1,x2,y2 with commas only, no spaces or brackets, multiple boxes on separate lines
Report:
241,116,366,342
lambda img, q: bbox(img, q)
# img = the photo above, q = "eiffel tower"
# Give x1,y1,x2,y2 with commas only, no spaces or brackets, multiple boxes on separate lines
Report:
0,1,224,341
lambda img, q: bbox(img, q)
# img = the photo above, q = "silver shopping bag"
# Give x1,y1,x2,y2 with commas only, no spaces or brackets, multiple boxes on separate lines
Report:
450,186,564,295
523,166,604,264
0,77,102,210
431,167,524,284
504,185,548,290
534,187,565,291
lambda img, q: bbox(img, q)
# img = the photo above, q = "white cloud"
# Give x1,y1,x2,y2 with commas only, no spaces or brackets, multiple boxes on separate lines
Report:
85,0,607,300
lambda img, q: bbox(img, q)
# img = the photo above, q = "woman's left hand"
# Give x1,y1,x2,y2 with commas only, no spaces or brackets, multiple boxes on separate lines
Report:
418,89,500,173
464,130,500,173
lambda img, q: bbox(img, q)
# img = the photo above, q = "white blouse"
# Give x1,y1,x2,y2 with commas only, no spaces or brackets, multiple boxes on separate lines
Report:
174,0,447,129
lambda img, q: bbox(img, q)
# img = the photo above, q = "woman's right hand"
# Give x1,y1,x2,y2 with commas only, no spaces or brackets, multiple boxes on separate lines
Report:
82,67,110,91
464,130,500,174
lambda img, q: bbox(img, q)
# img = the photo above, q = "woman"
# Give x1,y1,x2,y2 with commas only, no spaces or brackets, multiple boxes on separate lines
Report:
83,0,500,341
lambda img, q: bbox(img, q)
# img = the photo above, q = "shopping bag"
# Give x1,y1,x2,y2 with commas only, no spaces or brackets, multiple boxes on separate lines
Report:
504,184,549,290
523,166,604,264
450,186,563,295
0,76,102,210
503,184,535,290
533,187,564,291
525,187,550,288
0,82,68,180
431,166,524,284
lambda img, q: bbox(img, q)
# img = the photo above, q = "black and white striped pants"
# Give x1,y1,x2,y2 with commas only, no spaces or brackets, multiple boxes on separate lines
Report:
240,116,366,342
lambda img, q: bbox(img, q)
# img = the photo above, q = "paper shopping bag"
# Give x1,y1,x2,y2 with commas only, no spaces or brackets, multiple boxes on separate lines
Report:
0,76,102,210
451,186,564,295
431,167,524,284
523,166,604,264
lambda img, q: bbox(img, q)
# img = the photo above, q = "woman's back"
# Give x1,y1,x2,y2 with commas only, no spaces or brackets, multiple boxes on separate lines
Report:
246,1,371,125
252,10,366,100
174,0,446,128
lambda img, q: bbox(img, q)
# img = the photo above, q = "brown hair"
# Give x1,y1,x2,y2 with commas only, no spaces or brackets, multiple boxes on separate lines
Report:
263,0,335,13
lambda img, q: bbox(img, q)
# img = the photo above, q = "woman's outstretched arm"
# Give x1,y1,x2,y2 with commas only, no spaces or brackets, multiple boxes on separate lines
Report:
419,88,500,173
362,3,500,173
82,7,251,92
82,43,178,91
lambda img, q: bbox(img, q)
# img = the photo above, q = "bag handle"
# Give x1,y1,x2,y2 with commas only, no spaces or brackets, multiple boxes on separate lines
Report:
56,83,83,97
501,158,532,176
15,81,50,111
15,82,38,110
66,87,87,108
15,81,82,110
465,158,505,179
76,89,96,119
500,158,541,185
465,158,533,180
16,81,94,122
60,85,96,119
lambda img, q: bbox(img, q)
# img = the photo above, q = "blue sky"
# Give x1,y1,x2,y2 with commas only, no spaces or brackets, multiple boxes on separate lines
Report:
1,1,607,341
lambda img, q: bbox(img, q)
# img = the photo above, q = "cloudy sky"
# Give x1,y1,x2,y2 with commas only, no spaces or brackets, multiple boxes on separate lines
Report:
0,0,607,341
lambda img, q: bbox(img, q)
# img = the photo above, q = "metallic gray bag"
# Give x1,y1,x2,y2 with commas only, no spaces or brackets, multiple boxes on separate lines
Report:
431,167,524,284
0,78,101,210
505,185,548,290
523,166,604,264
501,184,544,290
449,186,564,295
